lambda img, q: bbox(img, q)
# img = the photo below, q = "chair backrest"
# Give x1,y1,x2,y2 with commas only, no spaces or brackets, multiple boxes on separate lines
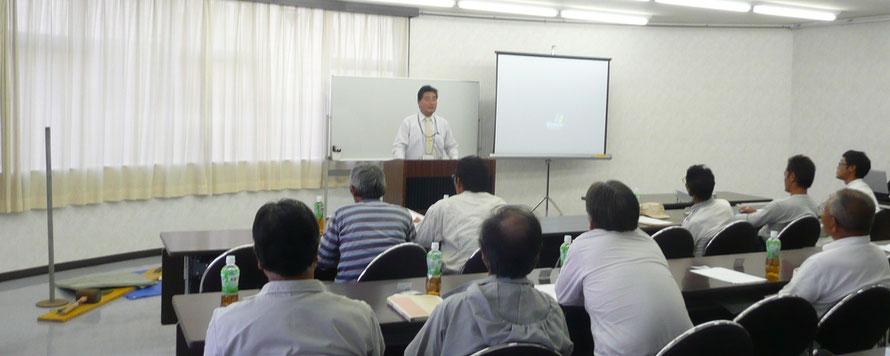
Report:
733,295,818,356
470,342,561,356
871,209,890,241
461,248,488,274
356,242,427,282
815,284,890,354
651,226,695,259
777,215,821,249
704,221,755,256
560,305,594,356
656,320,754,356
199,244,268,293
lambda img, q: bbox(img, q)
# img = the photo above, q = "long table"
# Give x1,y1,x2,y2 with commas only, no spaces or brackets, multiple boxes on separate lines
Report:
638,191,770,209
173,247,819,355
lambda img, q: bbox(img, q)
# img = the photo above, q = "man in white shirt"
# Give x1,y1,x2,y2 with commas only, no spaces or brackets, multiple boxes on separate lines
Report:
204,199,385,356
392,85,459,160
556,180,693,356
681,164,735,256
414,156,505,274
737,155,820,243
836,150,880,212
779,189,890,316
405,206,574,356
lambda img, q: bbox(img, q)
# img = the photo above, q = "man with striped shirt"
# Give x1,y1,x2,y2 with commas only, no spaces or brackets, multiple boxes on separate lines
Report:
318,164,416,283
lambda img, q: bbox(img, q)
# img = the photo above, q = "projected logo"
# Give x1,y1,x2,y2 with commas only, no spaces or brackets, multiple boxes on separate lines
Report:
546,115,565,130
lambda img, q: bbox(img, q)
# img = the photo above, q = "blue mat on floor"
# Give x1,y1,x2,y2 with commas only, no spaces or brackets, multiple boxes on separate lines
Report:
125,269,163,300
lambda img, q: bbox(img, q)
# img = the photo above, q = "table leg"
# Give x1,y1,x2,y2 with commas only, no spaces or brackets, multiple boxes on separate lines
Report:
162,249,185,325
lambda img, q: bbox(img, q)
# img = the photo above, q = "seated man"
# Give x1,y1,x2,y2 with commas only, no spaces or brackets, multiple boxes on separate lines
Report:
318,164,416,283
556,181,692,356
779,189,890,316
415,155,506,274
681,164,735,256
836,150,880,212
205,199,385,355
405,206,573,356
737,154,819,243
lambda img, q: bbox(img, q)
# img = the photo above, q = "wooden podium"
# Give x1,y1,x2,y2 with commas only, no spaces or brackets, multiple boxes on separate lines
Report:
383,159,496,213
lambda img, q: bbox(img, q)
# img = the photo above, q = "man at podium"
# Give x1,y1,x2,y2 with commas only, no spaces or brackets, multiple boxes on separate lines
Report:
392,85,459,160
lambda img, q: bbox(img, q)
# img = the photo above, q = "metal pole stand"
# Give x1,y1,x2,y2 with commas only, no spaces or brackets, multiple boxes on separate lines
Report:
37,127,68,308
531,159,563,217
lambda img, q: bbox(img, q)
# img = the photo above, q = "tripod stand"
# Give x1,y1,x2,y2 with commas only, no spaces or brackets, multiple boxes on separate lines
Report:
531,159,563,217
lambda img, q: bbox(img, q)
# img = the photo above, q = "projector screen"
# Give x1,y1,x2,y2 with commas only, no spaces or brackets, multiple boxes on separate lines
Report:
493,52,610,158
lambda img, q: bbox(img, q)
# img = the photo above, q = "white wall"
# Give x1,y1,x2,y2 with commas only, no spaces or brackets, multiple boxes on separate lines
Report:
791,20,890,202
410,16,794,213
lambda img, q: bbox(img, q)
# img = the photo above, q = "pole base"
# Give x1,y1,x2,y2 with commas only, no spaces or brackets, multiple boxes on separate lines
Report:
36,298,69,308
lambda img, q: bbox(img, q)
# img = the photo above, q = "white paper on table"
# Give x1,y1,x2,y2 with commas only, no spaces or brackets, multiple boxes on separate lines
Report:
638,216,672,226
690,267,766,284
408,209,424,227
881,244,890,253
534,284,558,300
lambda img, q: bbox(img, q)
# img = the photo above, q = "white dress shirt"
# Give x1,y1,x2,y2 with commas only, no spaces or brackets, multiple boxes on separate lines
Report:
779,235,890,316
204,279,384,356
405,276,574,356
414,191,506,274
682,198,735,256
846,178,880,212
392,113,459,160
737,194,819,241
556,228,693,356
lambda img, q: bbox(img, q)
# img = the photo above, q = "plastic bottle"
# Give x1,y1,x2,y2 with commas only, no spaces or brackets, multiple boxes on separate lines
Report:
314,196,325,236
765,230,781,282
220,255,240,306
426,242,443,296
559,235,572,267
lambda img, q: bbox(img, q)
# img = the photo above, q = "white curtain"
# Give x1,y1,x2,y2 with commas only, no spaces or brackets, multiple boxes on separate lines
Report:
0,0,408,213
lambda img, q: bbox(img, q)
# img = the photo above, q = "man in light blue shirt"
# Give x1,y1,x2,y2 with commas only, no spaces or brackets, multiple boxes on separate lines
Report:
737,154,819,243
681,165,734,256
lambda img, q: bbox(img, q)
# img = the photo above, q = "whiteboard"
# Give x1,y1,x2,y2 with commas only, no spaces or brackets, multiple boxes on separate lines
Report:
493,52,610,158
330,76,479,161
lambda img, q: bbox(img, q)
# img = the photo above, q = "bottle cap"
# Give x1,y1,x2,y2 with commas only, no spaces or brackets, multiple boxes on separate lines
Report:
226,255,235,265
564,235,572,244
431,242,440,251
316,195,323,202
443,194,449,199
770,230,778,238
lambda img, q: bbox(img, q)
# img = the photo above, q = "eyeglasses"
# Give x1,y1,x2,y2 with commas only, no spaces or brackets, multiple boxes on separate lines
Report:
837,160,848,166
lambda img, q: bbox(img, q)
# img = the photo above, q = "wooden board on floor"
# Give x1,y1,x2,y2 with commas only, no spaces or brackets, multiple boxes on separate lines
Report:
38,267,162,323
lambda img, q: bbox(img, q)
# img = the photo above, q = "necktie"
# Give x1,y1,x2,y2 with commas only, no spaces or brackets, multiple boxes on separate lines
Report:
425,117,433,155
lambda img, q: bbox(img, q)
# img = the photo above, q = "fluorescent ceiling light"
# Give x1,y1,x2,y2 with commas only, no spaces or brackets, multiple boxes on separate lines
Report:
753,5,836,21
561,9,649,25
458,0,558,17
654,0,750,13
364,0,455,8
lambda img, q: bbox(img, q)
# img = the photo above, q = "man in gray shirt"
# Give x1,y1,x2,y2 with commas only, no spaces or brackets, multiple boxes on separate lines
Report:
737,154,820,243
405,206,573,356
205,199,385,356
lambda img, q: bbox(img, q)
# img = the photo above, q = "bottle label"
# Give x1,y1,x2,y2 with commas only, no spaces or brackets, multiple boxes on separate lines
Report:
222,269,239,294
427,255,441,276
766,240,780,259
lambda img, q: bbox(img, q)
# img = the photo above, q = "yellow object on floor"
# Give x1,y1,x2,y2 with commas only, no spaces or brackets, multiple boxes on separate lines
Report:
38,267,162,323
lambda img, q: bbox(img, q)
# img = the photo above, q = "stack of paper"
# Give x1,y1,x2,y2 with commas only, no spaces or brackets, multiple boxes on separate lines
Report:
638,216,672,227
387,294,442,321
690,267,766,284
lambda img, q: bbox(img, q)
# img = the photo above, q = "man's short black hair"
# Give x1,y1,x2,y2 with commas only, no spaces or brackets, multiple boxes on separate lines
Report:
478,205,542,279
417,85,438,102
252,199,319,277
455,155,490,193
842,150,871,179
585,180,639,232
685,165,715,200
827,189,875,234
786,154,816,189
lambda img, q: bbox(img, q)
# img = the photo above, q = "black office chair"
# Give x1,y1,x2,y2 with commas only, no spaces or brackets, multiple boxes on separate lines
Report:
704,221,755,256
656,320,754,356
461,248,488,274
651,226,694,259
815,285,890,354
356,242,427,282
871,209,890,241
733,295,818,356
777,215,821,250
199,244,268,293
560,305,594,356
469,342,560,356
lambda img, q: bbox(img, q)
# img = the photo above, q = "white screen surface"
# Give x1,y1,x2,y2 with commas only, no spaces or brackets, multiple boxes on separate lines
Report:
494,53,609,158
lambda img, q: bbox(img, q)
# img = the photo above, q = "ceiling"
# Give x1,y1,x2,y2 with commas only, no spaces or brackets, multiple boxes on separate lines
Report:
350,0,890,26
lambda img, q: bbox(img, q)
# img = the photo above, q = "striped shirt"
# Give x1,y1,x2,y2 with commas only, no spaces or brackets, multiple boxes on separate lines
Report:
318,199,416,283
